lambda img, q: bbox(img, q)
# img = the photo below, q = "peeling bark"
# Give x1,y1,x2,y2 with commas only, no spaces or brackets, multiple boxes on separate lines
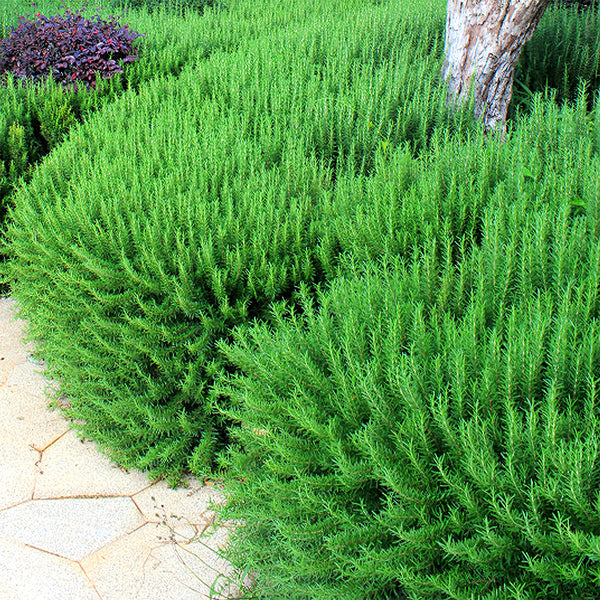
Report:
443,0,551,131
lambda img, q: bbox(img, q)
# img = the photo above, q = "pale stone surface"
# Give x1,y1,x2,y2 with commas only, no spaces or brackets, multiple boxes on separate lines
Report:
133,476,225,527
4,361,48,393
34,429,153,499
0,356,18,388
81,521,238,600
0,297,28,353
0,297,64,452
0,386,69,453
0,299,36,381
0,432,38,510
0,497,145,561
0,535,101,600
0,298,28,387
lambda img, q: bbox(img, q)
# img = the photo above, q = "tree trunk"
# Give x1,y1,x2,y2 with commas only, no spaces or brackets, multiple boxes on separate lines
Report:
443,0,551,131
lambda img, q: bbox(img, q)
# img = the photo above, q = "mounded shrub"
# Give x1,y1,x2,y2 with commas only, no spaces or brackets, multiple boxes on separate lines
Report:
216,94,600,599
0,70,335,480
218,221,600,598
3,0,599,520
1,0,455,480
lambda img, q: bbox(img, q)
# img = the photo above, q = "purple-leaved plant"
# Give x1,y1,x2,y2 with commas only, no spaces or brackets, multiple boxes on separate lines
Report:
0,2,145,89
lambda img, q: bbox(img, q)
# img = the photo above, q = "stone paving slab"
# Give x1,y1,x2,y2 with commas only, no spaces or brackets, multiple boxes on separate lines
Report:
0,298,30,359
0,535,101,600
133,476,224,526
0,386,69,452
81,521,237,600
0,497,145,561
34,429,153,499
4,360,48,392
0,432,38,511
0,356,18,388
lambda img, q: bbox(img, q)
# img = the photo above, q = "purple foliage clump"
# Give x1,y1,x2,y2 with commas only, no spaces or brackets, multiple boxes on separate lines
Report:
0,3,145,89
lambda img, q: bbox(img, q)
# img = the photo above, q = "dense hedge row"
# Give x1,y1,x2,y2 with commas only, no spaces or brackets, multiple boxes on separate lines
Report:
3,0,453,479
2,0,600,597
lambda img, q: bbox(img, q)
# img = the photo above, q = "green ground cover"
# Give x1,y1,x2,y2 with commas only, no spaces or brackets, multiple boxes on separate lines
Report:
2,0,600,597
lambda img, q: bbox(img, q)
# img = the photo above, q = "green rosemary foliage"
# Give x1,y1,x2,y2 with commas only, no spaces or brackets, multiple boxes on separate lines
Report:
106,0,221,14
3,0,600,593
3,0,453,479
217,140,600,597
214,82,600,598
513,0,600,113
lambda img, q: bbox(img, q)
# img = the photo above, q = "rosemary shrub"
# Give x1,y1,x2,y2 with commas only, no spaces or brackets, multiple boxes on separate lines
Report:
2,0,453,479
218,100,600,596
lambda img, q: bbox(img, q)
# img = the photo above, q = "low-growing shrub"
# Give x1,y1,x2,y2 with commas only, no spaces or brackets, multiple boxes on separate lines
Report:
0,72,129,250
1,0,454,480
216,115,600,598
0,69,335,480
